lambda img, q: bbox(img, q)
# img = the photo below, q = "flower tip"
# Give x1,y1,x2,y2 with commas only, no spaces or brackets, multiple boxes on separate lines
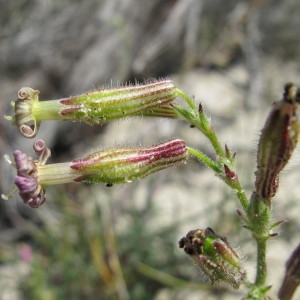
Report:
284,82,300,103
1,193,10,200
12,146,48,208
224,164,237,182
3,154,13,165
1,183,19,201
4,115,13,121
13,87,40,138
18,87,39,100
198,103,203,113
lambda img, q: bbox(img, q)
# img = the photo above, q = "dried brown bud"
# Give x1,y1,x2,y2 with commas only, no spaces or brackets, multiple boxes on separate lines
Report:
255,83,300,204
179,227,246,289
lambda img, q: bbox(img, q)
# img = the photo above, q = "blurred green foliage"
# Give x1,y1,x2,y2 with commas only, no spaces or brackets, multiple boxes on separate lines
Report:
16,189,187,300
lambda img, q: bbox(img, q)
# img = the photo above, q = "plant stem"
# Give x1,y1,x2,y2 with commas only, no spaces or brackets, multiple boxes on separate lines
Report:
255,238,267,286
176,89,197,110
175,90,225,157
247,194,270,293
188,146,249,213
205,129,225,158
187,147,220,172
233,181,249,213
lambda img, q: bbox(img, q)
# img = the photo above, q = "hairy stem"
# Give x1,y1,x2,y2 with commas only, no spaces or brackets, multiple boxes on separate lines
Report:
187,147,220,172
255,238,267,286
175,88,197,110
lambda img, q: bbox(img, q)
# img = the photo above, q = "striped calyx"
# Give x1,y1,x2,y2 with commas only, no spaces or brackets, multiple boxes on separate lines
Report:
60,80,177,123
255,83,300,204
71,139,187,184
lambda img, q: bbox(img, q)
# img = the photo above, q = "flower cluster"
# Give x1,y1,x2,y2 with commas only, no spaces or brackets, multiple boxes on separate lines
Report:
4,77,300,298
2,79,190,207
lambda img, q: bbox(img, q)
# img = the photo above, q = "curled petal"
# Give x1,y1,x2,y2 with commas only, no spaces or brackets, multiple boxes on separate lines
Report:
12,141,51,208
14,175,39,195
14,175,45,208
18,87,39,100
19,123,39,139
13,150,37,176
14,88,40,138
33,139,51,165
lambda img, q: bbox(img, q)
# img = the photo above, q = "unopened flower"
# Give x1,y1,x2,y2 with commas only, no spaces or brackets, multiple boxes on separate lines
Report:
7,139,187,208
179,227,246,289
278,243,300,300
8,80,179,138
255,83,300,205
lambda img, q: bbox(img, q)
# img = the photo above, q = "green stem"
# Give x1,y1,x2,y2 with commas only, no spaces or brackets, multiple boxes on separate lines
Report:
206,129,225,158
255,238,267,286
176,89,197,110
173,92,225,158
233,181,249,213
246,194,271,295
187,147,220,172
189,146,249,212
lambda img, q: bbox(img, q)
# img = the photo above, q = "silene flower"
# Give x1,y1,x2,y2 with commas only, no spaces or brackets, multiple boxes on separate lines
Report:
3,139,187,208
6,80,179,138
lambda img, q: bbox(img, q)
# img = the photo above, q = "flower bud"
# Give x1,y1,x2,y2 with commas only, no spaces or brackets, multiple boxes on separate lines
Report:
71,139,188,184
10,80,178,138
278,243,300,300
255,83,300,204
8,139,187,208
179,227,246,289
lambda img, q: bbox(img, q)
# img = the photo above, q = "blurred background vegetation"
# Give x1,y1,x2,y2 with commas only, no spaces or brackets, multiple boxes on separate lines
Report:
0,0,300,299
